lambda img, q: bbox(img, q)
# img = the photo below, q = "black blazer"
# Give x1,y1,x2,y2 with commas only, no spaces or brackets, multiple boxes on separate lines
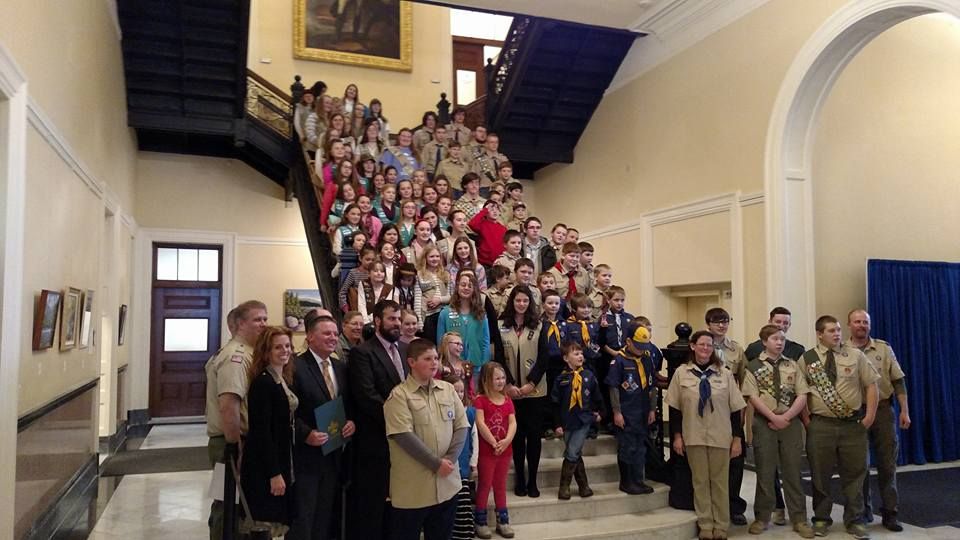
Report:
241,370,295,524
347,336,408,458
291,350,349,470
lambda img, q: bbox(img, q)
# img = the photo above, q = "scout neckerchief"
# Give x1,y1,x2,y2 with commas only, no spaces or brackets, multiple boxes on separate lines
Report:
802,349,856,418
620,347,648,389
380,200,396,222
567,316,591,349
691,363,716,417
555,263,578,299
545,318,562,348
388,145,416,178
569,366,584,410
611,311,624,347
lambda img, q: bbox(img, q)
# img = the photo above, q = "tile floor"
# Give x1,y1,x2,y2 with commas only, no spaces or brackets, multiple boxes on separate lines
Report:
87,425,960,539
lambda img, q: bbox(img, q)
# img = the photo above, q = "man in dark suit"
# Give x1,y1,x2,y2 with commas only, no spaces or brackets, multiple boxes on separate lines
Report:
289,315,355,540
348,299,407,540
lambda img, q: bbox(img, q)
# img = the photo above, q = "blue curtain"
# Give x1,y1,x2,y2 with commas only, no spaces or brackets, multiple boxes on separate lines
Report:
867,259,960,465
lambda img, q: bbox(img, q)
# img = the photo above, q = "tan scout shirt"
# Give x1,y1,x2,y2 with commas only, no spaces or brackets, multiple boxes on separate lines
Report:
420,141,448,174
412,127,434,156
714,336,747,386
486,287,510,317
741,353,808,415
384,376,468,509
666,363,746,449
501,323,547,398
799,344,879,418
205,338,253,437
435,157,469,186
446,123,471,146
547,265,593,301
848,338,904,400
470,151,509,186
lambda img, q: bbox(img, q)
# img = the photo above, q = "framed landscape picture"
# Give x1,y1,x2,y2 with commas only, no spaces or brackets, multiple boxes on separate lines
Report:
283,289,323,332
294,0,413,71
60,287,82,351
79,289,94,349
32,290,62,351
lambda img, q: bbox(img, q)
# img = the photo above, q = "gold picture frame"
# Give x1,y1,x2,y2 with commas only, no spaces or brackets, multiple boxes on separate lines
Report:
294,0,413,72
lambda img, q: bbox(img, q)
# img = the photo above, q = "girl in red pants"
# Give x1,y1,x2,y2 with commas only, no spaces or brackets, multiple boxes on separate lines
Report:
474,362,517,538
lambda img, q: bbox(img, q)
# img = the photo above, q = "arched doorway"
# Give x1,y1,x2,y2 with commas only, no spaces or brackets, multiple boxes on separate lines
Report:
764,0,960,334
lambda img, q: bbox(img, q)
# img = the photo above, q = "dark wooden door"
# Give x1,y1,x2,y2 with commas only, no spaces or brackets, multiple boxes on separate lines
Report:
453,37,502,107
150,287,222,417
149,242,224,417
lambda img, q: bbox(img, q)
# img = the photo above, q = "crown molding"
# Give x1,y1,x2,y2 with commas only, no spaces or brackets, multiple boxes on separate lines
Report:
609,0,771,94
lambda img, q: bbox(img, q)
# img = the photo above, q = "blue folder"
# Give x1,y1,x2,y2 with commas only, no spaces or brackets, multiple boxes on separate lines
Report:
314,396,348,456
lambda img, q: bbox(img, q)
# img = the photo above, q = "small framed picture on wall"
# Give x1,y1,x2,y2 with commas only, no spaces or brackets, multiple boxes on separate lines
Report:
32,289,62,351
60,287,82,351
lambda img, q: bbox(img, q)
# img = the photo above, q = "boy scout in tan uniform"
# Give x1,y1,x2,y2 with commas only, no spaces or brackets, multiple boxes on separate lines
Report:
705,308,748,525
420,128,449,178
847,309,909,532
384,339,470,537
741,325,814,538
204,301,267,540
799,315,879,540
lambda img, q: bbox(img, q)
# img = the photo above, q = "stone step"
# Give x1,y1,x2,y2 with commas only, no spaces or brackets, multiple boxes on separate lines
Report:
507,507,698,540
539,434,619,459
507,454,620,488
484,481,670,525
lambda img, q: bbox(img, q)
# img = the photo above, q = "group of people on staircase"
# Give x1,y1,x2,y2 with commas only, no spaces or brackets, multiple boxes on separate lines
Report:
200,81,911,540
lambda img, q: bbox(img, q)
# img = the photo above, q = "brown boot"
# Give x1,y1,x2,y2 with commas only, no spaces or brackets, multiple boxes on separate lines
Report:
574,458,594,498
557,460,575,500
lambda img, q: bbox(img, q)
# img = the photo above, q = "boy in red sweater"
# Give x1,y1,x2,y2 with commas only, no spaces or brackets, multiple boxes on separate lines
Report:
468,200,507,267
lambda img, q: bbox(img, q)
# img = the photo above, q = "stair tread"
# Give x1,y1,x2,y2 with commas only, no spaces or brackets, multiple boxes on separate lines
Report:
501,481,669,508
508,507,696,538
529,453,618,471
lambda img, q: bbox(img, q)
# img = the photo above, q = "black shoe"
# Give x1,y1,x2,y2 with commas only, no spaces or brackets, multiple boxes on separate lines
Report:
527,482,540,498
731,514,748,526
882,515,903,532
633,481,655,494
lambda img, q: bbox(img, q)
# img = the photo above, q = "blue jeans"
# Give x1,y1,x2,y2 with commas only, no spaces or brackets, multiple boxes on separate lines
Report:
563,424,591,462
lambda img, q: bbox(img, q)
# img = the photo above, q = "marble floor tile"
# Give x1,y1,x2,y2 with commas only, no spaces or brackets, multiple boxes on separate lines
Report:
138,424,208,450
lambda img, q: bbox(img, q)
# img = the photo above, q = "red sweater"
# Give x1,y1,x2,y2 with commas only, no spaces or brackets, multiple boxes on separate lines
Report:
468,208,506,266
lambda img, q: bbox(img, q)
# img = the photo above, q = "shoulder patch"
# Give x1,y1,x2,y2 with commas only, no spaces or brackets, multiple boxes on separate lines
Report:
230,354,244,364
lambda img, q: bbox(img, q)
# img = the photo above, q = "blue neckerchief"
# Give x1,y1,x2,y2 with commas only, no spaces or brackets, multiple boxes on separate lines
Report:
692,364,715,417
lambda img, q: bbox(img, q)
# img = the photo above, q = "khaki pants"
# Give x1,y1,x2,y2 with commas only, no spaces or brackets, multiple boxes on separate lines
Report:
806,415,868,526
687,445,731,534
752,418,806,523
864,399,899,516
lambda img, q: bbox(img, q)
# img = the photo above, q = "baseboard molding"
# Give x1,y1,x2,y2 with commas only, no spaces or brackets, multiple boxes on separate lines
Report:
127,408,149,426
22,455,98,540
98,420,128,455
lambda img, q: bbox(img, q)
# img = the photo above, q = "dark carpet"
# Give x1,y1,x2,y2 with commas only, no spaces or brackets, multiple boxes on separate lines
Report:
100,446,210,477
801,466,960,529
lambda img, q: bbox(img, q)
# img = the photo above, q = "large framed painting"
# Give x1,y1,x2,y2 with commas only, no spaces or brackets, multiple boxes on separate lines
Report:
294,0,413,72
283,289,324,332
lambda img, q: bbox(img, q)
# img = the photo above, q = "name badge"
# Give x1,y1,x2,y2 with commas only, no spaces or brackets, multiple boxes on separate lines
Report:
447,409,454,420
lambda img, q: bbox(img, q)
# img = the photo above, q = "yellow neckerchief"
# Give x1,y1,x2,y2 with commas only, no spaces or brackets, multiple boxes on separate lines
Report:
620,347,648,389
545,318,562,347
569,366,584,410
567,316,590,347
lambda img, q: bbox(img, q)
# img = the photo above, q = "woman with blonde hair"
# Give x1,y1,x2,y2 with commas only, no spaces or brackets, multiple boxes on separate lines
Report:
241,326,298,537
417,244,450,343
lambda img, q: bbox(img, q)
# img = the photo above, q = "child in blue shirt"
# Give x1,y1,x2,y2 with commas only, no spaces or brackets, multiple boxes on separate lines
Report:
449,376,477,540
605,322,658,496
551,342,602,500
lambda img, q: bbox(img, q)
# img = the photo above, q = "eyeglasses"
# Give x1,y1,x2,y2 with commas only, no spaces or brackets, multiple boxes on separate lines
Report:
708,319,731,325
